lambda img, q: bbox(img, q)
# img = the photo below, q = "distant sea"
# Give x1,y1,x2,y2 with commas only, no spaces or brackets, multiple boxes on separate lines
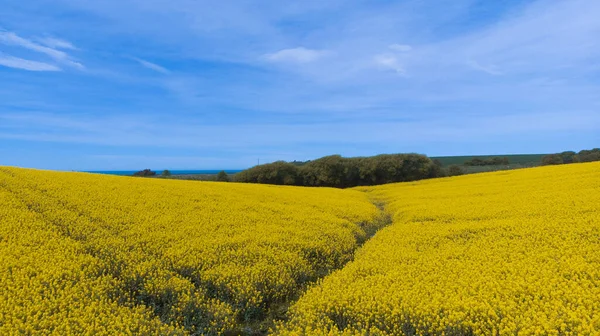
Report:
84,170,243,176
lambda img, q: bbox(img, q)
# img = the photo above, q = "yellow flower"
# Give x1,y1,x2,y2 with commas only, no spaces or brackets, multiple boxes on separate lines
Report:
0,166,379,334
277,162,600,335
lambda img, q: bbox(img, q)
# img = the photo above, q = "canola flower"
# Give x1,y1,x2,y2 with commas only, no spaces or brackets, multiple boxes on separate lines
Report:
0,167,380,335
277,162,600,335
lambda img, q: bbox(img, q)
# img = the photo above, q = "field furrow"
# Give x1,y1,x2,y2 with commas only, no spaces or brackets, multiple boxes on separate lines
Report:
0,167,382,334
276,162,600,335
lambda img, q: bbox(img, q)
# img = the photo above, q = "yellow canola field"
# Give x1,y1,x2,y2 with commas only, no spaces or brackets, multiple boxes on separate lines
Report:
277,162,600,335
0,167,379,335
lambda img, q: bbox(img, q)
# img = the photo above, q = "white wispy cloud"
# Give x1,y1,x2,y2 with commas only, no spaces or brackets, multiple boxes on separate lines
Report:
1,0,600,165
38,37,77,50
264,47,328,63
0,54,61,71
132,57,171,74
373,54,406,75
0,31,83,69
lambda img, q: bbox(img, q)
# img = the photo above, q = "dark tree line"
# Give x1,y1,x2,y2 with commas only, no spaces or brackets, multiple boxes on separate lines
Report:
541,148,600,166
132,169,232,182
464,157,509,166
132,169,172,177
234,154,445,188
216,170,230,182
133,169,157,177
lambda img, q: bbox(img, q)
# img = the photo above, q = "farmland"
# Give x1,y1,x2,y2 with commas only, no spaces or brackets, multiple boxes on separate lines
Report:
1,162,600,335
0,167,381,334
277,162,600,335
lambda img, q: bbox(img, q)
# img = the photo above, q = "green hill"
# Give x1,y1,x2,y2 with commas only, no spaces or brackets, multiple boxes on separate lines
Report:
432,154,546,167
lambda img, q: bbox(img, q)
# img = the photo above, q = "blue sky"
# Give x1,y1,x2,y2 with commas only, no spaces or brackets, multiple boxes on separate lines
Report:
1,0,599,170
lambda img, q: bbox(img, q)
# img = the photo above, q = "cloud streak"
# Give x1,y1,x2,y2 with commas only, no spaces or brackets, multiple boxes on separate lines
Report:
264,47,328,63
0,54,61,71
0,31,83,69
1,0,599,169
132,57,171,74
38,37,77,50
373,54,406,75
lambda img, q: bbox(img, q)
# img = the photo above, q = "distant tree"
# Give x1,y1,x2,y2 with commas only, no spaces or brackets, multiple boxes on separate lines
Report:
398,154,437,182
465,158,485,166
300,154,436,187
465,157,509,166
161,169,172,177
133,169,156,177
301,155,348,187
447,165,465,176
216,170,230,182
541,154,564,166
429,159,445,178
233,161,300,185
578,148,600,162
236,154,436,188
557,151,578,164
289,160,311,166
540,148,600,166
491,157,510,165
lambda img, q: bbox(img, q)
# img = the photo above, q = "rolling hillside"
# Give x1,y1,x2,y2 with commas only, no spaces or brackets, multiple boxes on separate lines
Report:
0,167,381,335
2,162,599,335
278,162,600,335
